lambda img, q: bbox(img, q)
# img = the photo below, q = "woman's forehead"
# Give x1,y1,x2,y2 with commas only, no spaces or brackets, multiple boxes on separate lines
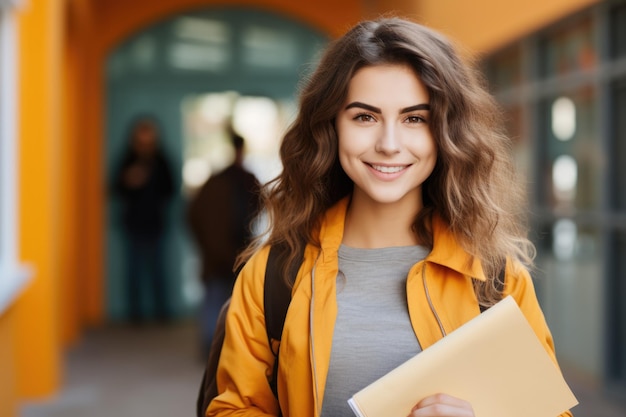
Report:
345,64,430,107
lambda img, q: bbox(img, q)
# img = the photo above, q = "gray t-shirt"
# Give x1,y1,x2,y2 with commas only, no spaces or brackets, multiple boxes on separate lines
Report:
320,244,429,417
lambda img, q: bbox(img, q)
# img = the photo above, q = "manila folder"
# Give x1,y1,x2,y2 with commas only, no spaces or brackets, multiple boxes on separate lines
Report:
347,296,578,417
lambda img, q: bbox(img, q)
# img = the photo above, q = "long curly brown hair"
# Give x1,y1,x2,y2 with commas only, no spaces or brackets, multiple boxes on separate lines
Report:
238,17,535,305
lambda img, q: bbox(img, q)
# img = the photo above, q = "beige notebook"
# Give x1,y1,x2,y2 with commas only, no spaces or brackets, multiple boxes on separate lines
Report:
347,296,578,417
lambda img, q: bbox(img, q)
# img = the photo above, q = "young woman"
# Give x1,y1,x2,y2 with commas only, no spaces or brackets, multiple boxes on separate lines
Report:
206,17,573,417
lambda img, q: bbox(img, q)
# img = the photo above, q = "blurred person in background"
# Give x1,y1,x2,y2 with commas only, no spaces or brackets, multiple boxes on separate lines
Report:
187,129,261,358
113,115,175,324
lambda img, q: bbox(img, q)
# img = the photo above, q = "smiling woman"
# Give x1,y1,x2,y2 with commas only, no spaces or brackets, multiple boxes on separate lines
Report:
203,16,574,417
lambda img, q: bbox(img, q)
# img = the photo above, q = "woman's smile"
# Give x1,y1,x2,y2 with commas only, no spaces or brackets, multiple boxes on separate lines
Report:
367,163,410,174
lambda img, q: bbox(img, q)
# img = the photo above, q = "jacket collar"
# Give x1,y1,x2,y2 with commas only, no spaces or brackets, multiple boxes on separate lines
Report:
428,215,486,281
317,197,486,281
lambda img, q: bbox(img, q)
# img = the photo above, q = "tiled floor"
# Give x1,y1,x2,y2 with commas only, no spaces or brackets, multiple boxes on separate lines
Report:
19,320,626,417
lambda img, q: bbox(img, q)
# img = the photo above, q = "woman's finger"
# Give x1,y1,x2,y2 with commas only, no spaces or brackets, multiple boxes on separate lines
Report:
409,393,474,417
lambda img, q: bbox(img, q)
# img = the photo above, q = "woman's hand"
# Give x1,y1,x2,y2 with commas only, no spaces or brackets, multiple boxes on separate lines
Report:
408,393,475,417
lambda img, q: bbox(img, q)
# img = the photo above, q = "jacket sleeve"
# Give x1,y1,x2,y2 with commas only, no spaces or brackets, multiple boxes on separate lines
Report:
206,246,280,417
505,262,575,417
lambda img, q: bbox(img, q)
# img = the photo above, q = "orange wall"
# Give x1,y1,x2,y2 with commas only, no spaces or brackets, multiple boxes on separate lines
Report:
368,0,419,18
15,0,64,397
414,0,601,53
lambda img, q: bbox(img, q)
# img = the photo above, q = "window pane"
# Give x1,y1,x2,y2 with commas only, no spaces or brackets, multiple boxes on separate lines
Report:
241,25,297,70
485,45,523,92
538,86,600,211
539,17,597,78
169,18,232,73
608,230,626,382
611,78,626,210
610,2,626,60
533,220,604,372
501,105,531,189
0,10,6,259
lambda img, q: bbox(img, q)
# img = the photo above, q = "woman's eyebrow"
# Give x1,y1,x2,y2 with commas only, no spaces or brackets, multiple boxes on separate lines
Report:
400,103,431,113
344,102,431,114
345,102,381,113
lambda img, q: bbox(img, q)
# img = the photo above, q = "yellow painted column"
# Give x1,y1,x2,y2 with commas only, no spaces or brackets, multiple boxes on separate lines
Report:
0,309,17,417
82,39,104,326
58,0,90,347
14,0,64,397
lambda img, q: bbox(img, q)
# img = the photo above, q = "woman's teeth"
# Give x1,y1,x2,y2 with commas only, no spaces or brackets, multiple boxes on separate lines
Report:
371,164,405,173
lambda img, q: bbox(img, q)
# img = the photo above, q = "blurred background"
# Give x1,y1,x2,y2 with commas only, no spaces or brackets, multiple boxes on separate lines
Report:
1,0,625,416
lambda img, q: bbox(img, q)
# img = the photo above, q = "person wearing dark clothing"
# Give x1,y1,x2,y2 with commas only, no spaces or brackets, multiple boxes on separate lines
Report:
114,116,175,323
187,132,261,356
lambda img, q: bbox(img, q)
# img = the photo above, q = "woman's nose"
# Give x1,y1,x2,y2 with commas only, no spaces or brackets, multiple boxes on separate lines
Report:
375,123,401,154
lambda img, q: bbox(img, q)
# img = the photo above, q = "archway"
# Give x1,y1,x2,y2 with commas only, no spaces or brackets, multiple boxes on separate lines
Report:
105,7,328,320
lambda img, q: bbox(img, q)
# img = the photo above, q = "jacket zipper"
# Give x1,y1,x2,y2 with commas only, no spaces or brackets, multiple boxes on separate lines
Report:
309,253,322,417
421,263,447,337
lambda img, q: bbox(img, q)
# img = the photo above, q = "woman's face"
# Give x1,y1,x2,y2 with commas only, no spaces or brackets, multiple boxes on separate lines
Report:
336,64,437,209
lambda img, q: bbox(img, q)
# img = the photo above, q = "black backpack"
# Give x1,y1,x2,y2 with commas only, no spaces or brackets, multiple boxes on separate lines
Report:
195,246,505,416
196,244,299,417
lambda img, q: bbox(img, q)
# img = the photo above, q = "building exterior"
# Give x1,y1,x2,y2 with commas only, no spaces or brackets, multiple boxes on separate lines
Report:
4,0,623,416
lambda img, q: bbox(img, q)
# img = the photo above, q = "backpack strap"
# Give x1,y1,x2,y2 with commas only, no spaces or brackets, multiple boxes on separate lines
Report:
263,243,303,410
264,244,294,354
195,244,301,417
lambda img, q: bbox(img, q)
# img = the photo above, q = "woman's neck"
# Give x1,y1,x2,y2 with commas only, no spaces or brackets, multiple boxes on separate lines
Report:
342,194,422,249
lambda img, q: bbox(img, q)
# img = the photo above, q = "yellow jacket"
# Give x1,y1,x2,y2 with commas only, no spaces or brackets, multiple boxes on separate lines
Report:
207,198,573,417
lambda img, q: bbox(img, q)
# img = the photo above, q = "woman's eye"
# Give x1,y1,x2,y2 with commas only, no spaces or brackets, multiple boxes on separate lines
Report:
354,113,375,122
406,115,427,124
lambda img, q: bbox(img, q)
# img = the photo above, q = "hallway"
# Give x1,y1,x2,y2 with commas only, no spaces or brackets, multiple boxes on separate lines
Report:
19,320,626,417
20,321,203,417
